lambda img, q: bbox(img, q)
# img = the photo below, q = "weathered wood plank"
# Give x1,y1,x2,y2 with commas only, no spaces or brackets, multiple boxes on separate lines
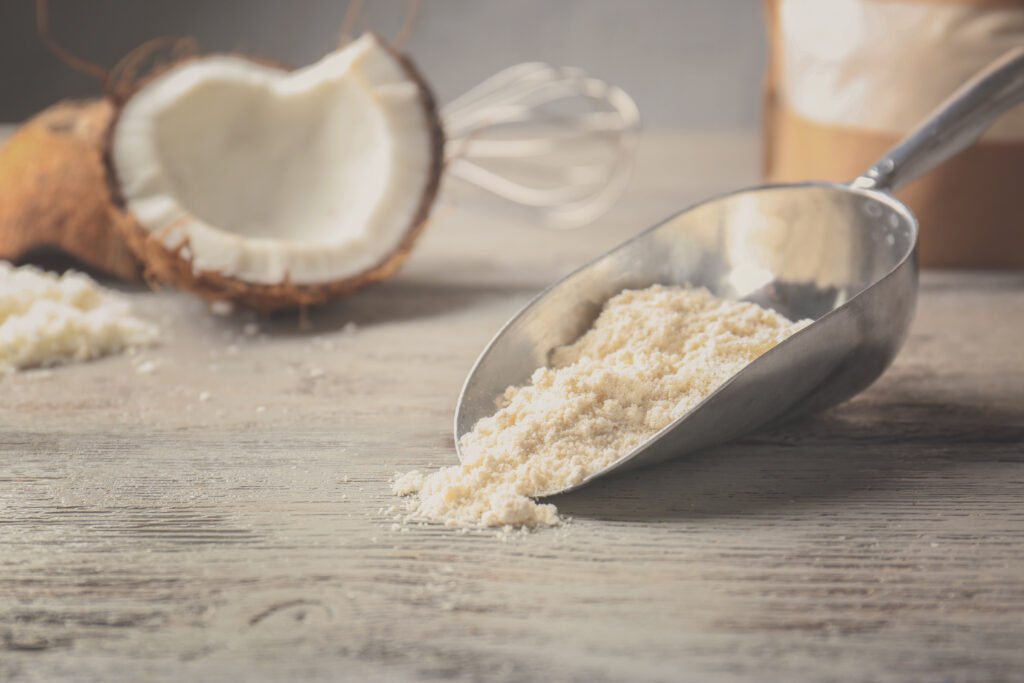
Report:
2,130,1023,682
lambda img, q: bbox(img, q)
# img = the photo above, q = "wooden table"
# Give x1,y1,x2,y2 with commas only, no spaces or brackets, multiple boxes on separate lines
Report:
3,131,1023,682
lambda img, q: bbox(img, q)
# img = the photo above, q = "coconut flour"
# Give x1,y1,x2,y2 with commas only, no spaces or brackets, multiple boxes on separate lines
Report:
393,285,810,528
0,262,158,373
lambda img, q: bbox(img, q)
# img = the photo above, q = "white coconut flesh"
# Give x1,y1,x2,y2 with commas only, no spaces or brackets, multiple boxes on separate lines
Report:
110,34,437,286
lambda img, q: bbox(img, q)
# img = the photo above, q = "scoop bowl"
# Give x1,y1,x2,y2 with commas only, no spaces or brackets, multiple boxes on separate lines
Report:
455,48,1024,495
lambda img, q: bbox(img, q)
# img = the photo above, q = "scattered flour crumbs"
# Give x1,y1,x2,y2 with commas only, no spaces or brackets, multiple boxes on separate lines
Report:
0,262,158,373
393,285,810,529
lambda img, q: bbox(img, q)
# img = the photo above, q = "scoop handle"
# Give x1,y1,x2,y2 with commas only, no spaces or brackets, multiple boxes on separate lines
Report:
854,48,1024,192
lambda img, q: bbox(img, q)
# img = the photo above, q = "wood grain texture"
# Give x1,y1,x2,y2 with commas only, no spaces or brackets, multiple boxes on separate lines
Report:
2,130,1023,683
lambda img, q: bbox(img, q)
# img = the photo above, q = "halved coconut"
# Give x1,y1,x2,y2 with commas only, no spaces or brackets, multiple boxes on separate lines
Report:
108,34,443,312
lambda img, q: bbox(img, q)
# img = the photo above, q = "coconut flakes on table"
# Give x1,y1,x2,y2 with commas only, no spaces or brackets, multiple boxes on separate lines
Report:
0,262,158,374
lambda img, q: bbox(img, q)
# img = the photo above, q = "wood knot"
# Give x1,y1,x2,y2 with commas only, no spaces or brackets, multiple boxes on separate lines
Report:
246,599,333,629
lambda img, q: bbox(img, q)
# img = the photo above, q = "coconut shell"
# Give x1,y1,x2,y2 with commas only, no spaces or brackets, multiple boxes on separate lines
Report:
0,99,141,281
108,40,445,314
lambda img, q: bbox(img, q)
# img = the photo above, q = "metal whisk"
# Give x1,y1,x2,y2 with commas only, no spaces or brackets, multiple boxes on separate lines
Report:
442,63,640,228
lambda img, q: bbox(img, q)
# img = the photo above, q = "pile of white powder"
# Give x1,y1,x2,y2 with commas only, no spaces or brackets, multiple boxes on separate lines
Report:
393,285,810,528
0,262,158,373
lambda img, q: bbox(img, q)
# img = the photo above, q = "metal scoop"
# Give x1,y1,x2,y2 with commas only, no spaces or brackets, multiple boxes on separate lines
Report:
454,49,1024,495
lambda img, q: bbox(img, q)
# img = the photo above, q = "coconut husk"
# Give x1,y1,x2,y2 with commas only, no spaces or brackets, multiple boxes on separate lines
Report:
0,99,141,280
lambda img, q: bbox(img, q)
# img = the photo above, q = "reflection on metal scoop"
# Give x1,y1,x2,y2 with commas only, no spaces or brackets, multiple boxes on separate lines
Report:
455,48,1024,495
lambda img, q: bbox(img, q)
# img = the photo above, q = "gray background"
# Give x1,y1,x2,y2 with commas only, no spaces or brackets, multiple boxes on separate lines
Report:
0,0,766,128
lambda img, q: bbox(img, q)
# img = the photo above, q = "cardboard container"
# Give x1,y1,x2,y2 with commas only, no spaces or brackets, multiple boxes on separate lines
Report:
764,0,1024,267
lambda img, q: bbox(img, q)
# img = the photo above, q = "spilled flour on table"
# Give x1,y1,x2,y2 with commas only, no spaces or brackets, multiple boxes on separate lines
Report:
0,262,158,373
392,285,810,529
